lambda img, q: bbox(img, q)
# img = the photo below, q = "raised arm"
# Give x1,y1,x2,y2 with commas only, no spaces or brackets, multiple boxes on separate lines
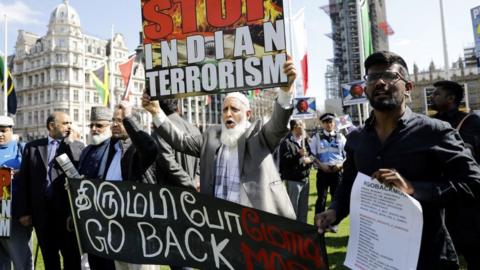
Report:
142,94,203,157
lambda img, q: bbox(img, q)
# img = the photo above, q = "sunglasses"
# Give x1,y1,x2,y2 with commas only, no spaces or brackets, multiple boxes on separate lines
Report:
89,123,109,129
363,71,408,85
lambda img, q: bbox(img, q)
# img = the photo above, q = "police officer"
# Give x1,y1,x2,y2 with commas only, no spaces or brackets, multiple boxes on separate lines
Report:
310,113,346,216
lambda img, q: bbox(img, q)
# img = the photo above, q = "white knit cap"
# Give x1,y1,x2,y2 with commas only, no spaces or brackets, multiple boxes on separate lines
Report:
224,92,251,110
0,116,14,127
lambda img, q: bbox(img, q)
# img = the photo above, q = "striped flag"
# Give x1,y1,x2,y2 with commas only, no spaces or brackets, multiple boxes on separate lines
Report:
359,0,374,60
292,9,309,96
118,54,136,101
0,56,17,115
91,65,110,106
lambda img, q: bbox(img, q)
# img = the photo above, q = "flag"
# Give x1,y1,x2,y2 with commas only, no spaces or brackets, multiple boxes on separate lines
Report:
91,65,110,106
118,54,136,101
359,0,374,60
292,9,309,96
0,56,17,115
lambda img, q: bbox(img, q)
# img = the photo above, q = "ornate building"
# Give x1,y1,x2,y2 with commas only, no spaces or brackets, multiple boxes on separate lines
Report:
12,0,146,141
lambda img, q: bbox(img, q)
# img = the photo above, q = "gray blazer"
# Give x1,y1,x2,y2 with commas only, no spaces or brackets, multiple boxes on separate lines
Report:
154,101,296,219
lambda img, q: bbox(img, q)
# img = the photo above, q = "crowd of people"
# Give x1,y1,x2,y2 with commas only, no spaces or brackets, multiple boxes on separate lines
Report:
0,51,477,270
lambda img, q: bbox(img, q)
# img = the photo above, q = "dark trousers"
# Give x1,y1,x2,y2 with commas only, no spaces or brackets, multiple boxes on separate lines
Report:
445,204,480,270
315,170,342,214
34,200,81,270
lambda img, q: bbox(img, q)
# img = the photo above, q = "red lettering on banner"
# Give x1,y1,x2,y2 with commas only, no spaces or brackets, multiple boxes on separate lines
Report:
172,0,197,33
143,0,174,41
246,0,264,22
241,208,325,268
206,0,242,27
241,242,310,270
241,208,263,241
143,0,265,41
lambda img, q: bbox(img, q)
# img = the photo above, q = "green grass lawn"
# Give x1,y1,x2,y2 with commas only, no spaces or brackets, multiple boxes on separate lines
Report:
32,169,466,269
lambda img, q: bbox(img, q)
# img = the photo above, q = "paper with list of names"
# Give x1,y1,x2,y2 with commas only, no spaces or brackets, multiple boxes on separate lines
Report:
344,172,423,270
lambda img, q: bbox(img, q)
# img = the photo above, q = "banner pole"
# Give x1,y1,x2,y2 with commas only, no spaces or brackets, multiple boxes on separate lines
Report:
65,178,84,255
3,15,8,116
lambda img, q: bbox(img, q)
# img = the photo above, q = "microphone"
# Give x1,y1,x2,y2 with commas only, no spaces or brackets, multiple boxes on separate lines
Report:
55,154,82,179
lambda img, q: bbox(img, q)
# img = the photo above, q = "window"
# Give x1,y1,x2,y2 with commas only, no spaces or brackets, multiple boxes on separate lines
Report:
74,90,79,101
28,112,32,125
34,111,38,125
94,93,99,103
17,77,23,88
28,94,32,105
85,91,91,103
86,109,91,121
16,112,22,126
56,39,65,48
40,111,45,123
34,93,38,105
39,91,44,103
40,73,44,84
74,69,79,82
56,54,63,63
74,109,79,121
46,90,51,102
55,69,64,81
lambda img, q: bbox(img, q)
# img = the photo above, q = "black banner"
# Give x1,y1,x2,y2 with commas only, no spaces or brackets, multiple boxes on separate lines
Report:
67,179,327,269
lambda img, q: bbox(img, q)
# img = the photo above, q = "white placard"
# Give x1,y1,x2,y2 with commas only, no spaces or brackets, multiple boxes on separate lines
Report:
345,172,423,270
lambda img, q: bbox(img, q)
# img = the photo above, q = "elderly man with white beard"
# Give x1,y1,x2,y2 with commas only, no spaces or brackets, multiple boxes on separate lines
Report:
77,106,113,180
142,57,297,219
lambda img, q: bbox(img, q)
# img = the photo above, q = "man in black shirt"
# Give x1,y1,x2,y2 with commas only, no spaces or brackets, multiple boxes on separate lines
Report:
431,80,480,270
315,51,480,270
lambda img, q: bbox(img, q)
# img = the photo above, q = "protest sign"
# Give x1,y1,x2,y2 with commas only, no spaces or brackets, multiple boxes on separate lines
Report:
292,97,316,119
341,80,367,106
471,5,480,67
67,178,327,269
141,0,289,99
0,168,12,237
344,173,423,270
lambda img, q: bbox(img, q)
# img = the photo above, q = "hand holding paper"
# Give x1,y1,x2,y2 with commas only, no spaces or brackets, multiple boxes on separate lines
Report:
372,168,415,195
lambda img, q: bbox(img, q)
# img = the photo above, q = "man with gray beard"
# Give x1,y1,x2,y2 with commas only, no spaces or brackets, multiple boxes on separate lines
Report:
142,58,297,219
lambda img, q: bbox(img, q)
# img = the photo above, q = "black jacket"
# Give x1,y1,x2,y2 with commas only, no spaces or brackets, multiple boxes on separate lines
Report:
279,133,312,181
14,138,84,222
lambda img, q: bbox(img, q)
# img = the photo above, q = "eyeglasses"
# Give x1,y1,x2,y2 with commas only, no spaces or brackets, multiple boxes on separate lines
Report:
363,71,408,85
89,123,109,129
111,118,123,124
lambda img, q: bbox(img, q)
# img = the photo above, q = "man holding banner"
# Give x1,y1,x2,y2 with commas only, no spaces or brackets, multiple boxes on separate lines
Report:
142,58,297,219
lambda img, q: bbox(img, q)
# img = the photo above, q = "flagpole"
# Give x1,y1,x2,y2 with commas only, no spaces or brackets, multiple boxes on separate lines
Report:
356,0,365,125
3,15,8,116
81,34,86,143
439,0,450,80
287,0,294,55
109,25,115,110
